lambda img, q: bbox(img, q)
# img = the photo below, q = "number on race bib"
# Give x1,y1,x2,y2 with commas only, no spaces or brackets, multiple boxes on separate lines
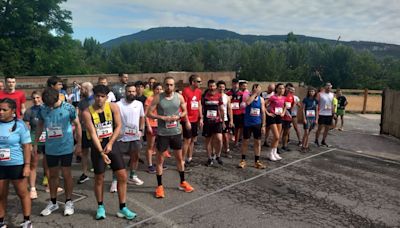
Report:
0,148,11,161
306,110,316,117
96,123,113,139
191,101,199,110
47,127,63,139
231,102,240,110
285,102,292,109
250,108,260,116
166,121,177,129
206,110,218,119
275,107,283,115
39,131,46,142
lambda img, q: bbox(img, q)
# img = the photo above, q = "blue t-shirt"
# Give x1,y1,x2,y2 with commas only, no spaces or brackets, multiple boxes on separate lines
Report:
302,97,318,119
39,102,76,156
244,95,262,127
0,120,31,166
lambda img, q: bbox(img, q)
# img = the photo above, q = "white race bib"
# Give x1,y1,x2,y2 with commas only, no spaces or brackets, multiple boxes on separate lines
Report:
39,131,46,142
166,121,177,129
306,110,316,117
231,102,240,110
285,102,292,109
0,148,11,161
275,107,283,115
124,126,138,136
250,108,260,116
206,110,218,119
191,101,199,110
96,123,113,139
47,127,63,139
325,104,332,110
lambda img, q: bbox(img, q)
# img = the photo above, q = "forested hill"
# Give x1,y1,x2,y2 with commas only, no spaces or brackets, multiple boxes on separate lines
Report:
102,27,400,59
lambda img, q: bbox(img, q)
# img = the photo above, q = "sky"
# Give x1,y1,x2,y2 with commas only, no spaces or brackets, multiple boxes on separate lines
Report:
62,0,400,45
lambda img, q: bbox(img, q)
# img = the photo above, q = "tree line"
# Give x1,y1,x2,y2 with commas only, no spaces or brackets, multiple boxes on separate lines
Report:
1,1,399,90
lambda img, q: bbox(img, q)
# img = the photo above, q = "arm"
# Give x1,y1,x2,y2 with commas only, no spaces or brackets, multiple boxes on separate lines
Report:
83,109,103,153
107,103,122,146
21,103,26,116
261,98,266,135
198,97,204,128
178,94,188,121
227,96,234,128
245,93,258,106
22,143,32,177
71,117,82,155
147,94,168,121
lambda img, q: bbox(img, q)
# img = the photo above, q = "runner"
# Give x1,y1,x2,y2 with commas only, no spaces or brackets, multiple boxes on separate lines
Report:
335,89,348,131
262,83,275,147
35,87,82,217
182,74,203,167
226,79,244,147
315,82,335,147
76,82,94,185
46,76,67,102
143,77,156,97
97,76,116,102
0,75,26,119
147,76,194,198
144,83,163,173
71,81,81,108
265,83,286,161
202,80,225,166
238,84,267,169
217,80,234,158
116,83,145,186
290,88,302,146
23,91,48,199
301,87,319,152
82,85,136,220
111,73,129,102
0,98,32,228
281,86,295,151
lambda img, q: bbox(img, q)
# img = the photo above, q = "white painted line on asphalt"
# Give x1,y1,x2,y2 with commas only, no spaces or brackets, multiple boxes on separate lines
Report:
126,195,182,228
125,148,336,228
335,148,400,165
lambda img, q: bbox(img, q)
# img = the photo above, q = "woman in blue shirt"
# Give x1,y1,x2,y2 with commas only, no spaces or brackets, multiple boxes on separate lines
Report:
0,98,32,227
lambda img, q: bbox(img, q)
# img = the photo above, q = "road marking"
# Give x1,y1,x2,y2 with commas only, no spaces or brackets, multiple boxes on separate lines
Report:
336,148,400,165
125,148,336,227
126,195,182,228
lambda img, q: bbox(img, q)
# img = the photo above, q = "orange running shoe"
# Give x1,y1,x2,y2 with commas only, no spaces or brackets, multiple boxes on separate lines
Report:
164,150,172,158
155,185,165,198
179,181,194,193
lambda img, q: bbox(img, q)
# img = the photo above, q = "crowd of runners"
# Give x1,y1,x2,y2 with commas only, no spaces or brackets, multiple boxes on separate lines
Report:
0,74,348,227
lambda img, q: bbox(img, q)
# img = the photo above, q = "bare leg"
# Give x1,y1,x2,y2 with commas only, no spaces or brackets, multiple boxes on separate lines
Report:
115,169,128,204
61,166,73,200
94,173,104,203
48,167,60,199
0,180,9,219
13,178,31,218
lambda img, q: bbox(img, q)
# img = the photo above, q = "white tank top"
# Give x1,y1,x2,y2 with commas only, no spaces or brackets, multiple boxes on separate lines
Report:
222,94,228,121
319,92,334,116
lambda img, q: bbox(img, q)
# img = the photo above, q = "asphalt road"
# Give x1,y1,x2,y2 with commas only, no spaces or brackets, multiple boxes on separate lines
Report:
4,114,400,228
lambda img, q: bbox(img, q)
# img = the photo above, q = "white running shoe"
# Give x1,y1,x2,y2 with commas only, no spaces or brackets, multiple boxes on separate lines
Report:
273,148,282,160
268,150,277,161
128,175,144,185
64,201,74,216
40,201,59,216
110,180,118,193
20,220,32,228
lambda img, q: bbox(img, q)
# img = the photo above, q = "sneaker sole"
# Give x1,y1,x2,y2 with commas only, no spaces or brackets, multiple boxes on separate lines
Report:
64,211,74,216
128,181,144,186
96,215,106,220
178,187,194,193
78,177,90,184
41,208,59,216
116,212,136,220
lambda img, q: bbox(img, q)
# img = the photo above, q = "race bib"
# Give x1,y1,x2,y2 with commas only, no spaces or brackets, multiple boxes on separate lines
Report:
306,110,316,117
47,127,63,139
206,110,218,119
39,131,46,142
166,121,177,129
285,102,292,109
231,102,240,110
325,104,332,110
96,123,113,139
124,126,138,136
191,101,199,110
275,107,283,115
0,148,11,161
250,108,260,116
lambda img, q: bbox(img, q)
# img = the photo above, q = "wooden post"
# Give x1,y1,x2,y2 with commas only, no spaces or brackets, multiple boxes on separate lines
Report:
362,88,368,114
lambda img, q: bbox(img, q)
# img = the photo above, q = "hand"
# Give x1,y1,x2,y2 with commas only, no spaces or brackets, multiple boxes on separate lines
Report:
267,112,275,117
303,119,307,125
74,144,82,157
199,119,204,129
229,121,234,128
147,126,153,135
185,121,191,130
23,166,30,177
101,153,111,165
222,122,226,129
103,143,113,154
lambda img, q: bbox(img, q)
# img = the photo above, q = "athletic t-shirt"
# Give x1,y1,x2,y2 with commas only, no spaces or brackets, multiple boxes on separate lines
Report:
0,120,31,166
282,93,294,121
157,92,182,136
319,92,334,116
111,83,126,102
0,90,26,119
23,105,46,145
182,86,202,123
226,89,243,115
38,102,76,156
202,92,223,123
337,96,347,110
303,97,318,119
145,96,158,127
291,95,300,117
117,99,144,142
268,95,285,115
244,95,262,127
222,94,229,121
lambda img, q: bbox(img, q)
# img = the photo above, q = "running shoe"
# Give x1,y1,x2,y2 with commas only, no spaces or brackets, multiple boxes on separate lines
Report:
64,201,74,216
238,160,246,169
321,141,330,147
40,201,59,216
110,180,118,193
117,207,136,220
268,151,277,161
281,146,291,151
0,222,6,228
128,175,144,185
19,220,32,228
224,149,233,158
96,205,106,220
254,160,266,169
30,188,38,200
216,157,223,165
178,181,194,193
155,185,165,198
45,187,64,193
164,150,172,158
205,158,213,167
273,150,282,160
77,173,90,184
148,165,156,174
314,140,320,147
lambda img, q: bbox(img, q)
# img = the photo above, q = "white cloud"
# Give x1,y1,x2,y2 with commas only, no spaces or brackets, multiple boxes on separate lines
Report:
62,0,400,44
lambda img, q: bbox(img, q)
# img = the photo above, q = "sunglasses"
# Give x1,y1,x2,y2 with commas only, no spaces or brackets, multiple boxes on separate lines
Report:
196,81,202,83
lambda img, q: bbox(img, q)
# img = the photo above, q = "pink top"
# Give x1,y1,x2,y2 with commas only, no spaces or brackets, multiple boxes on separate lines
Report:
268,95,286,115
